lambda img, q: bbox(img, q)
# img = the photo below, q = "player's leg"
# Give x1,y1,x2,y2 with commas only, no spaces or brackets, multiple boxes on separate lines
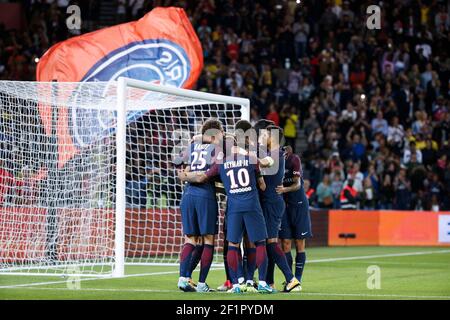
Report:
243,236,257,292
195,197,218,292
225,212,245,293
266,252,276,288
263,201,298,291
279,203,294,273
255,240,272,293
226,242,243,293
244,208,273,294
178,194,198,292
186,236,202,286
294,239,306,287
292,192,312,289
218,208,232,291
281,239,293,272
196,234,215,292
236,242,245,286
178,236,197,292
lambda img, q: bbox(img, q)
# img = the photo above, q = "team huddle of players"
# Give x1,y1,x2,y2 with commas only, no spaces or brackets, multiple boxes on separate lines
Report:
176,118,312,294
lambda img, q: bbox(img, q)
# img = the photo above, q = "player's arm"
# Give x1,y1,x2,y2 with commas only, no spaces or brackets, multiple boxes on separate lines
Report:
276,176,300,194
257,176,266,191
276,154,302,194
254,159,266,191
178,162,220,184
178,170,208,184
258,156,274,168
232,146,274,168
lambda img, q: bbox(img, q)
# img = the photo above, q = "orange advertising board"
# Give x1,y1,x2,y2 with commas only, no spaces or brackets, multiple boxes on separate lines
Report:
329,210,450,246
328,210,380,245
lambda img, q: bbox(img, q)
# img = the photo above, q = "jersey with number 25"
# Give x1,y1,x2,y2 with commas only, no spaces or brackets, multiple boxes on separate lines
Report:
184,142,217,199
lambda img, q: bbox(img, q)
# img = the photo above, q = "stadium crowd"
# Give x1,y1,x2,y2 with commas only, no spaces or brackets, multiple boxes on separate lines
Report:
0,0,449,211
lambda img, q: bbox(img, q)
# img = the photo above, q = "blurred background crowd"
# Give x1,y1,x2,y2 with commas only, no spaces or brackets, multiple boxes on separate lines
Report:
0,0,449,210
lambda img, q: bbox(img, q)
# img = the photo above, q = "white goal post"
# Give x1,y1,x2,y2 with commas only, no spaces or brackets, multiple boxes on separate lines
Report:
0,77,249,278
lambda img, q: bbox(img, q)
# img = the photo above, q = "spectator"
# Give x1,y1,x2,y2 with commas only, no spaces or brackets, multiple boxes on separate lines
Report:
281,105,299,152
266,103,280,126
394,168,411,210
330,170,344,208
371,111,389,137
403,141,423,165
340,178,357,210
316,174,333,209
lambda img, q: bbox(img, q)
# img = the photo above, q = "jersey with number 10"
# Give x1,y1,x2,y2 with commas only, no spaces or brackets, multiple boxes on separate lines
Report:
184,142,216,199
206,153,260,213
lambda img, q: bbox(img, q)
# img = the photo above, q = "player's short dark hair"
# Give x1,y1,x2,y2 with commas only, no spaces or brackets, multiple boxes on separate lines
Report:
201,118,223,136
234,119,255,151
254,119,275,132
234,119,252,132
266,125,285,146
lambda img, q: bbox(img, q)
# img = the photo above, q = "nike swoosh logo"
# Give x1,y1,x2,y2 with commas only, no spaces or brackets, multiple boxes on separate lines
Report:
301,232,308,236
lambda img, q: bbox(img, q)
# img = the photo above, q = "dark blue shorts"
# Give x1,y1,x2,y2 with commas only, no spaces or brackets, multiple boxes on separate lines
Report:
180,194,218,236
261,199,286,239
279,189,312,239
226,206,268,244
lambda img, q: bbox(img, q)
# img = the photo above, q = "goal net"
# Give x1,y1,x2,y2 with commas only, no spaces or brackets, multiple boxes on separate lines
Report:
0,78,249,277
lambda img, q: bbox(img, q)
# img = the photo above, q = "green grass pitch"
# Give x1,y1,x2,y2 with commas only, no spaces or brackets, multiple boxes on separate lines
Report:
1,246,450,300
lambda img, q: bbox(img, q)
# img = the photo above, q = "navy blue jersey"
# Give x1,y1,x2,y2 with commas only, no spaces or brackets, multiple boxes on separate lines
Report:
183,142,217,199
283,153,303,204
206,152,261,213
260,148,285,203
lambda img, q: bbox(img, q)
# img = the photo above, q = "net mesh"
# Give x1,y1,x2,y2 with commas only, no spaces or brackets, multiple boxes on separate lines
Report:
0,81,245,276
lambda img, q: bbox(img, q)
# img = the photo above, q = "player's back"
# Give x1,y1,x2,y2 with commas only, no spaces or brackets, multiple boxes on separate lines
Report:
260,148,285,203
219,152,261,213
184,142,216,199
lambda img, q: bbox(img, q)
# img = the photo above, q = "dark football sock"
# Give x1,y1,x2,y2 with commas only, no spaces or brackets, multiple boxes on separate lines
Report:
295,251,306,282
242,247,248,281
179,243,195,278
255,241,268,282
266,256,275,285
186,244,203,278
199,244,214,283
245,247,257,282
237,247,244,282
285,250,293,273
267,242,295,282
223,240,230,281
226,246,240,285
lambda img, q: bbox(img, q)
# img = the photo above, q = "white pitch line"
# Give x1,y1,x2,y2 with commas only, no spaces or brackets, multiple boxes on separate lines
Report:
307,249,450,263
3,286,450,300
1,249,449,290
0,268,223,289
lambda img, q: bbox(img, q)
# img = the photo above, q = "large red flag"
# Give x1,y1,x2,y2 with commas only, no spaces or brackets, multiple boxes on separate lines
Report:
36,7,203,168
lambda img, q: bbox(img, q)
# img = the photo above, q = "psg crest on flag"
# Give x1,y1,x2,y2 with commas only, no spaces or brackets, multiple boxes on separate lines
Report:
71,39,192,148
81,39,191,86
